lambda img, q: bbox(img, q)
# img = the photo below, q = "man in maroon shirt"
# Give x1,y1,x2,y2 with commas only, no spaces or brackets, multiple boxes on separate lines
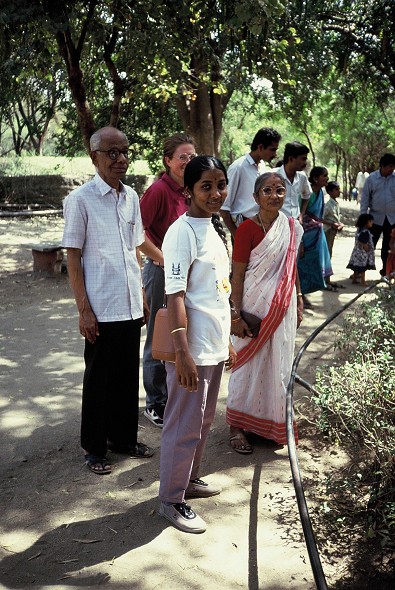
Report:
140,133,196,427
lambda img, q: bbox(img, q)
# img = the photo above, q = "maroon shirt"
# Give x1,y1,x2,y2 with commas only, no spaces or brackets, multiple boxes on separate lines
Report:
140,173,189,248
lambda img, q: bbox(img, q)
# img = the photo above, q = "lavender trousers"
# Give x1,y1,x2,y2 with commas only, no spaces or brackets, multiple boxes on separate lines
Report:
159,361,224,504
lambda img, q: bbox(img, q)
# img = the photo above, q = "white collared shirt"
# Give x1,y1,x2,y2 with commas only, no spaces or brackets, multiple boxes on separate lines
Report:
62,173,145,322
275,165,312,219
221,153,264,219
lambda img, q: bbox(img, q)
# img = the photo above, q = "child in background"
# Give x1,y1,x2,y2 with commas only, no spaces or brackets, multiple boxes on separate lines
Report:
323,181,344,256
323,181,344,287
346,214,375,286
385,227,395,280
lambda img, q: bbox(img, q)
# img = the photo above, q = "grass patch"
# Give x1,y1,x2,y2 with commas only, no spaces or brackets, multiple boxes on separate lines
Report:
0,156,151,177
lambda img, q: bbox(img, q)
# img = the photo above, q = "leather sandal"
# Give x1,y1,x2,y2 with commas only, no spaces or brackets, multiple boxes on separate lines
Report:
85,454,112,475
229,433,253,454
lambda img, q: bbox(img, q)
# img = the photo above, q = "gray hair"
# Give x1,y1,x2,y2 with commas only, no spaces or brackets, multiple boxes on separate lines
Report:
89,127,128,152
254,172,286,194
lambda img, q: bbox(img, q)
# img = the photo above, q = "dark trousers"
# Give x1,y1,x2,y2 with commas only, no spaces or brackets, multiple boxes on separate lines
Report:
142,259,167,409
370,217,395,274
81,319,141,457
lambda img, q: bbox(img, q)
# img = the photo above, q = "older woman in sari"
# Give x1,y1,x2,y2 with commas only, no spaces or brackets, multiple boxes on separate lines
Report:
227,172,304,454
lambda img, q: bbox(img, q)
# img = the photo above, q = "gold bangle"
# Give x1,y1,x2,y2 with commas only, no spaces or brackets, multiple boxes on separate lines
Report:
231,316,242,322
296,292,303,297
170,327,186,334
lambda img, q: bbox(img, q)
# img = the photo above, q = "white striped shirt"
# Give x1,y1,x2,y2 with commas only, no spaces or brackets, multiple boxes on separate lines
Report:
62,173,145,322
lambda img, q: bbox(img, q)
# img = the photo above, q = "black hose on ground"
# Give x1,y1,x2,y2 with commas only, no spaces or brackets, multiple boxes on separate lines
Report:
286,277,391,589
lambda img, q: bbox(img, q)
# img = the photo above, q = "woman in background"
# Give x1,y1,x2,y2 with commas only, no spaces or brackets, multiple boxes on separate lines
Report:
298,166,333,307
140,133,197,427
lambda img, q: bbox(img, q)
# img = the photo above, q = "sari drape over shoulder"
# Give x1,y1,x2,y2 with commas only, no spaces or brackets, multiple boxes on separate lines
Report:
298,189,332,294
226,212,303,445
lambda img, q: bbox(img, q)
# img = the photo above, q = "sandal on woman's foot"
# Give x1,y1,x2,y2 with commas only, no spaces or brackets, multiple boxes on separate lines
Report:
229,433,253,454
85,454,112,475
325,283,338,292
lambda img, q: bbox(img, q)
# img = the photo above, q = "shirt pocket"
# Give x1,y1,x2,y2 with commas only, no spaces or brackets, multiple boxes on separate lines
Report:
120,217,137,250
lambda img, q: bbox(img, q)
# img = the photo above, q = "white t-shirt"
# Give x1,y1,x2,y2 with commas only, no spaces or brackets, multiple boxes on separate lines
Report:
163,214,231,365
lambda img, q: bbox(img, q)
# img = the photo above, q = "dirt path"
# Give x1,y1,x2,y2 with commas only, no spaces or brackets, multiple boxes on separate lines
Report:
0,202,381,589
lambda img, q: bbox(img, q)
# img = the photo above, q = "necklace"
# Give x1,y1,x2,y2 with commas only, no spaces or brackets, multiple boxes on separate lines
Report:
256,212,277,234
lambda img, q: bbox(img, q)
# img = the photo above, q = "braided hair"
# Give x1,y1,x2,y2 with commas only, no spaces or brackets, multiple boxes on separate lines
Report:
184,155,229,253
211,213,229,253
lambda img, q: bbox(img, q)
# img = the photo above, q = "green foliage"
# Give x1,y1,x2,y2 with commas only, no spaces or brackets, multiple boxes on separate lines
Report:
0,0,290,155
313,287,395,548
1,0,395,163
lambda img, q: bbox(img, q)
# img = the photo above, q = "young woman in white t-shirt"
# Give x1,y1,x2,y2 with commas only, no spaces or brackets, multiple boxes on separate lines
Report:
159,155,236,534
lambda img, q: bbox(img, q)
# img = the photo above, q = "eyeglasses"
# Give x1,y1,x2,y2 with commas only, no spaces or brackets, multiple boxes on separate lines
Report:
95,149,131,160
175,153,197,162
259,187,286,197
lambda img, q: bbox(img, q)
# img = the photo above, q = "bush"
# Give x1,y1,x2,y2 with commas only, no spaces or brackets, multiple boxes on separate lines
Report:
313,286,395,549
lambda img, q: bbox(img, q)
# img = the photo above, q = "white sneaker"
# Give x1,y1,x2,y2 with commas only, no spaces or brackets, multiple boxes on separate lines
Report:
159,501,206,534
185,478,222,498
144,407,164,428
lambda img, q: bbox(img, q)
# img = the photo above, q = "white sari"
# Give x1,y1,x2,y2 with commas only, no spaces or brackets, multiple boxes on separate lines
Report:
226,212,303,444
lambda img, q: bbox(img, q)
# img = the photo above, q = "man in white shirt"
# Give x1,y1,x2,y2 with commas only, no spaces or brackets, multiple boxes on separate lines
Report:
62,126,163,474
276,141,312,221
220,127,281,238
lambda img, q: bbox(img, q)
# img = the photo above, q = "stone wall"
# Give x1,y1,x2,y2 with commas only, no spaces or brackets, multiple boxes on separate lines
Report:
0,174,155,206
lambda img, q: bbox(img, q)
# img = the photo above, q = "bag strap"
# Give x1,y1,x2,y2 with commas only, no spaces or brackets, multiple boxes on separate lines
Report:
162,217,198,308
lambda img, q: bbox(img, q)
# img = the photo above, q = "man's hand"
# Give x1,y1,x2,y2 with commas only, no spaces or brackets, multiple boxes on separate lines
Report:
79,308,99,343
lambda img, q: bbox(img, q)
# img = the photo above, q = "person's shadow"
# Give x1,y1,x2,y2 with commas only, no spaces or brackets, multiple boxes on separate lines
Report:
0,497,163,588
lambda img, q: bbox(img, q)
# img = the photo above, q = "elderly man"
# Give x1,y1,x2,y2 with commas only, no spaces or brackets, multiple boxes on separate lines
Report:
360,153,395,275
62,126,163,474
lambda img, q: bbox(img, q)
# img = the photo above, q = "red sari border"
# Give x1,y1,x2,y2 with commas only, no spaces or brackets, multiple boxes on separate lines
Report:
226,407,299,446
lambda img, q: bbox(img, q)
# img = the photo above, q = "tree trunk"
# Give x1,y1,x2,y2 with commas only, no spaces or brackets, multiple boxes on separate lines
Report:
103,24,129,128
175,53,229,157
51,0,98,153
302,126,315,167
56,31,96,153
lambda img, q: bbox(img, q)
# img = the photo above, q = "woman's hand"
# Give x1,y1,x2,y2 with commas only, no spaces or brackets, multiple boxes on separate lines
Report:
296,295,304,327
225,342,237,370
231,317,252,338
175,350,199,392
